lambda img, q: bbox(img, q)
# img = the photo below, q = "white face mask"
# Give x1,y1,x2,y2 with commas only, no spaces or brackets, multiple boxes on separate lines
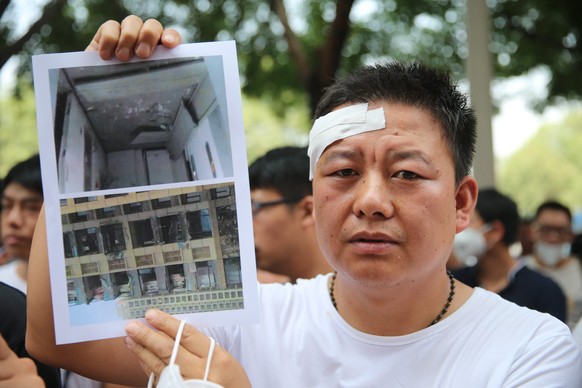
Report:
453,226,489,266
534,241,571,267
149,320,223,388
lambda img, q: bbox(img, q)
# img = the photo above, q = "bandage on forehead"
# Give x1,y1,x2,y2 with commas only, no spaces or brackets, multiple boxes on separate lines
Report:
307,103,386,180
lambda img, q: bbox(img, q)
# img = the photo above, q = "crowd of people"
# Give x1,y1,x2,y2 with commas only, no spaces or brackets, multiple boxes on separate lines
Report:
0,14,581,388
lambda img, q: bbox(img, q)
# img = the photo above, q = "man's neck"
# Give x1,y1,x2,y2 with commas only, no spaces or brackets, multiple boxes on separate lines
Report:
477,247,515,293
16,259,28,282
330,270,473,336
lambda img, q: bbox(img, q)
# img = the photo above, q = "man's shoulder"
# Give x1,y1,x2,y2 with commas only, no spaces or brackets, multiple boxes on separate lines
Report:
471,288,568,330
0,281,26,304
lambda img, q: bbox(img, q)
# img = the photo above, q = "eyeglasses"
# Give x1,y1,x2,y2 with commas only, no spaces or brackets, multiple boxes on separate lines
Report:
535,224,571,237
251,198,302,215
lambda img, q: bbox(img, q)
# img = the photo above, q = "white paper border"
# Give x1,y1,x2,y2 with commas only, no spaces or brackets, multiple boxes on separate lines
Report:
32,42,259,344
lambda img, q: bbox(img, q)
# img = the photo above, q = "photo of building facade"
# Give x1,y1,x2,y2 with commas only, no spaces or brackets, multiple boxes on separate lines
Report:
60,182,243,320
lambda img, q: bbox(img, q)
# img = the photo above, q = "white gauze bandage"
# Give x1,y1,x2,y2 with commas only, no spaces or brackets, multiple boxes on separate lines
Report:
307,103,386,180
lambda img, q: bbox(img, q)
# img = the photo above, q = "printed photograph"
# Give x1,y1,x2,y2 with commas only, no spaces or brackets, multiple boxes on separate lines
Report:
32,42,258,344
51,55,233,194
60,183,242,325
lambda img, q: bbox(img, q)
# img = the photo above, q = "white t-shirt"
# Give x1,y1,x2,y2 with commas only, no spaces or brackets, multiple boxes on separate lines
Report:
205,274,582,388
0,260,27,294
524,255,582,326
574,317,582,353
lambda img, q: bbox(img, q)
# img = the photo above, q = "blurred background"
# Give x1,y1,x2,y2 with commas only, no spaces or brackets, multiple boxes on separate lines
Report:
1,0,581,222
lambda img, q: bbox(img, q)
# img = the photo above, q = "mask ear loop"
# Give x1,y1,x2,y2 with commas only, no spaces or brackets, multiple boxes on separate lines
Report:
147,320,187,388
203,336,216,381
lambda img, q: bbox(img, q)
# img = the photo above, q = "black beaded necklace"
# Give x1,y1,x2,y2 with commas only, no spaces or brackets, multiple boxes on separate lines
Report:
328,270,456,327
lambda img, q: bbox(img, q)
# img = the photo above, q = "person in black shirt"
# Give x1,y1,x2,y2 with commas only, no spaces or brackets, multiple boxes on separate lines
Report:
0,281,61,387
452,188,567,322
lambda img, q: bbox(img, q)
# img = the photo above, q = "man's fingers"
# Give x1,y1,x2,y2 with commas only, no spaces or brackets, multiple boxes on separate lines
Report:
0,335,16,361
161,28,183,48
0,357,38,379
86,20,121,59
0,336,41,385
86,16,183,61
134,19,164,58
124,333,168,377
145,309,211,358
115,15,145,61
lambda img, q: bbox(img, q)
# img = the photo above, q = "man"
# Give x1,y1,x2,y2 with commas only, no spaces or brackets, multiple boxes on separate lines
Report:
0,154,43,293
524,200,582,327
249,146,331,283
26,16,581,387
452,188,567,322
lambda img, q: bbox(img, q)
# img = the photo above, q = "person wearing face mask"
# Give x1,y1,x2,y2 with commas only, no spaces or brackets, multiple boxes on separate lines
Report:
524,200,582,328
452,189,567,323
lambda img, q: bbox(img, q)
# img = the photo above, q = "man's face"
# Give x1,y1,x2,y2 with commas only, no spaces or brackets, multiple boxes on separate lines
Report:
533,209,573,245
1,182,43,260
312,102,475,285
251,188,305,275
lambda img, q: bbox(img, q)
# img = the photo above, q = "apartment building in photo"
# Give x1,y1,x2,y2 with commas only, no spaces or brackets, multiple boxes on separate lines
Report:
60,182,243,320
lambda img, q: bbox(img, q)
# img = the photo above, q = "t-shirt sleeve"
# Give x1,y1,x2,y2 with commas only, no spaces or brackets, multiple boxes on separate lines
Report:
503,325,582,387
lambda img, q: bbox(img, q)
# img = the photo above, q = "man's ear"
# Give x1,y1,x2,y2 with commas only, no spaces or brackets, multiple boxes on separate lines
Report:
297,195,315,227
487,219,506,246
455,176,478,233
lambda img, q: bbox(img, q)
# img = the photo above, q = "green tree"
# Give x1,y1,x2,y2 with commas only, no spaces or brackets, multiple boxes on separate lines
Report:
2,0,581,116
242,96,310,164
0,81,38,176
497,108,582,216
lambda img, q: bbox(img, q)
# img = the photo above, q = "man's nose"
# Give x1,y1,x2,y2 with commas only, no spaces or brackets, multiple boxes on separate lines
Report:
4,206,23,226
352,173,394,219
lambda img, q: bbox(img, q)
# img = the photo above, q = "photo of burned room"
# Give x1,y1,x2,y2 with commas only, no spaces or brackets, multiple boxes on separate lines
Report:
50,55,233,194
60,182,243,325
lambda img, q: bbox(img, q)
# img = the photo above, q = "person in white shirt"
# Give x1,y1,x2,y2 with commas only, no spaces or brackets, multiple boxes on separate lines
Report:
26,16,582,387
523,199,582,327
0,154,43,294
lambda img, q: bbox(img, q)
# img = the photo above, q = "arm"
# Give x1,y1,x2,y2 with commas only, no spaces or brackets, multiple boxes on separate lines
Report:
26,208,146,385
26,18,180,382
0,334,44,388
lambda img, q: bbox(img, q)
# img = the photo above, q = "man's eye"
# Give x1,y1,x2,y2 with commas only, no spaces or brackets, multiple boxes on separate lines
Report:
24,204,42,213
394,171,418,180
335,168,356,177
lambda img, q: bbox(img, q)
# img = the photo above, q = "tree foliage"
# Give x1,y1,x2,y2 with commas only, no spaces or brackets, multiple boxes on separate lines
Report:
1,0,581,117
497,108,582,216
0,81,38,176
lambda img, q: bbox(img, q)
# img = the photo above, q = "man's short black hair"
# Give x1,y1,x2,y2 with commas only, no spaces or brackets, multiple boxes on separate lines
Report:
535,200,572,223
475,188,519,246
314,62,476,184
3,154,43,196
249,146,311,200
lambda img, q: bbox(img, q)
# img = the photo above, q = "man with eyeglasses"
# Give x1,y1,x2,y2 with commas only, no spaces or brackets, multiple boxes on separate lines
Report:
524,200,582,327
248,146,332,283
452,189,566,322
